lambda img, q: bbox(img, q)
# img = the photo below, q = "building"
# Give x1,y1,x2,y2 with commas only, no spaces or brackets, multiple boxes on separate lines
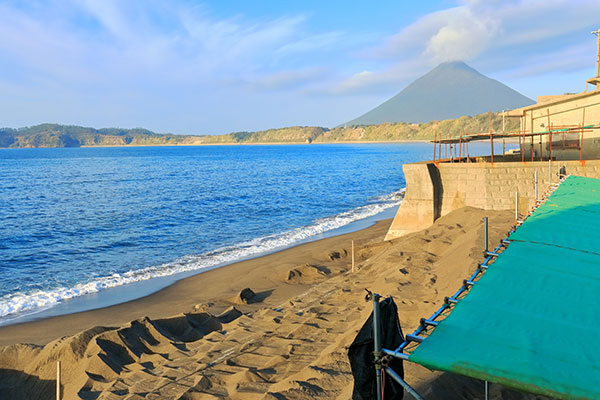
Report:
507,90,600,161
384,32,600,241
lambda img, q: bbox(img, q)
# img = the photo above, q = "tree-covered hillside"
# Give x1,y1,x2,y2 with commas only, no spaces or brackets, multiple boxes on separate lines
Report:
0,112,518,148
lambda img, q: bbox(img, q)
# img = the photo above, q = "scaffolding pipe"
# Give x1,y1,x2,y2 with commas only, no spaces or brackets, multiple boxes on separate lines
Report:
548,160,552,187
382,348,409,360
372,294,383,400
385,367,425,400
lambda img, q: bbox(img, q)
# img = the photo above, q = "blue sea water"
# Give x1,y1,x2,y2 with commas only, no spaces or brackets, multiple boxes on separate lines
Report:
0,143,501,324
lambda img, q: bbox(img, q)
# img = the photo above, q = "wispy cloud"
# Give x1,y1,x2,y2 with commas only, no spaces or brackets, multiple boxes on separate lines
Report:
248,68,330,91
0,1,345,90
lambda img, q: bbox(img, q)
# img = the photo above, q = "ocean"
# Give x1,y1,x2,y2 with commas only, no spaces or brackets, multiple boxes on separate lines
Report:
0,143,499,324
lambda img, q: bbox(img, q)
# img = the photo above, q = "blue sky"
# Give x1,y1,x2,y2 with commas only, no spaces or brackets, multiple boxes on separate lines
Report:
1,0,599,134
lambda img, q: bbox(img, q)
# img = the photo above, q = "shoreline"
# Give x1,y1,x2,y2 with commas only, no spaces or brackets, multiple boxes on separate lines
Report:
0,205,400,329
0,217,393,346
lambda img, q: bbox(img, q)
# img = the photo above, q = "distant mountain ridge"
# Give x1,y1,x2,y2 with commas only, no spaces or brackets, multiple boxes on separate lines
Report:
0,123,203,148
0,112,518,148
346,61,534,126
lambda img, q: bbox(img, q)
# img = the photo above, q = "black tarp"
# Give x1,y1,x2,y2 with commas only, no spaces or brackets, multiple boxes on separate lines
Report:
348,296,405,400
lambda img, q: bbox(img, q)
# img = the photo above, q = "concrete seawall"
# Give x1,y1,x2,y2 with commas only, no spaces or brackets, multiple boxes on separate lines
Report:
385,159,600,240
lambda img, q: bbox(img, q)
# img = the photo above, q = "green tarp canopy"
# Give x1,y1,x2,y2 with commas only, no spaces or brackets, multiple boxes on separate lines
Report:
409,175,600,399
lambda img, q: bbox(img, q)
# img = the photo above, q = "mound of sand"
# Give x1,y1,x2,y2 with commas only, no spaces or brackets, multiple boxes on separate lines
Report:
0,207,549,399
285,263,331,284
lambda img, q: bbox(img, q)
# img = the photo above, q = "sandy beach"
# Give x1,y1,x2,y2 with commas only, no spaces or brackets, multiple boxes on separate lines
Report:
0,207,549,399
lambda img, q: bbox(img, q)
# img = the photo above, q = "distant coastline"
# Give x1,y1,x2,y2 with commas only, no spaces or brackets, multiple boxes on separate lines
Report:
0,112,517,149
77,139,429,148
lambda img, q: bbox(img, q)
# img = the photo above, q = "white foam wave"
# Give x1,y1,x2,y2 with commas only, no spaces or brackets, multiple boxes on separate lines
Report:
0,189,405,320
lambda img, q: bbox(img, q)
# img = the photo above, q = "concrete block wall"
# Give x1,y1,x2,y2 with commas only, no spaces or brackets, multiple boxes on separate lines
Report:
385,159,600,240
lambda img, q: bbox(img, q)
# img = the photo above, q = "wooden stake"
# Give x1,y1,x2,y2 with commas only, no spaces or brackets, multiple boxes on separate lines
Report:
56,360,61,400
351,240,355,273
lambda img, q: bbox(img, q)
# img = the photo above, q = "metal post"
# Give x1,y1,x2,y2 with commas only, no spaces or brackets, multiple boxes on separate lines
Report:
548,159,552,186
485,380,489,400
56,361,61,400
534,171,538,201
515,192,519,221
483,217,489,254
547,109,552,161
433,129,437,161
372,294,383,400
467,141,470,161
521,111,526,163
385,367,425,400
594,28,600,78
489,110,494,164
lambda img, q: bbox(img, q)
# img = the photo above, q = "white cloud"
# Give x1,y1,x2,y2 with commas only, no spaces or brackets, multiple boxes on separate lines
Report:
424,7,499,63
331,0,600,95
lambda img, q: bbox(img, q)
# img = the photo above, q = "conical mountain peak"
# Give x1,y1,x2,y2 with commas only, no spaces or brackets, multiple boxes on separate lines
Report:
346,62,533,125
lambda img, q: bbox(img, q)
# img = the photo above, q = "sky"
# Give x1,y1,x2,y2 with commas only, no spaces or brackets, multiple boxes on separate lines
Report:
1,0,600,134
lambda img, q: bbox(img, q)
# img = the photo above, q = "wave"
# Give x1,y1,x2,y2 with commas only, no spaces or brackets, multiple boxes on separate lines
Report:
0,189,405,321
